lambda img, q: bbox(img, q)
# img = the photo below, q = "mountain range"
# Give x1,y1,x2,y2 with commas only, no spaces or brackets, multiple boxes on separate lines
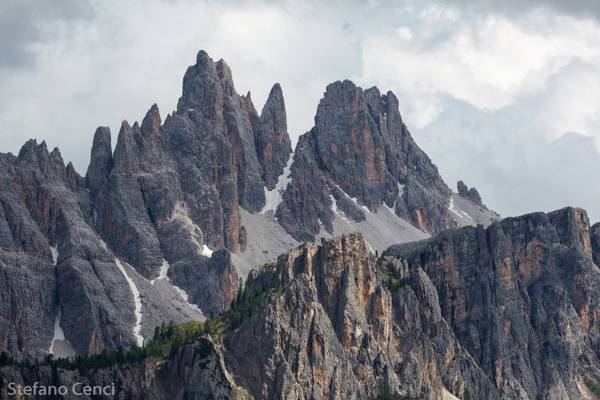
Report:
1,50,599,400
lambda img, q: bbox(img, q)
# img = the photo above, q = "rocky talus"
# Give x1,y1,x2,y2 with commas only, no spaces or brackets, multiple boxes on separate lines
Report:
388,207,600,399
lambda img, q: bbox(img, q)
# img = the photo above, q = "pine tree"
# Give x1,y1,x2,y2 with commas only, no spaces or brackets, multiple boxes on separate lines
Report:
0,352,8,366
167,320,175,338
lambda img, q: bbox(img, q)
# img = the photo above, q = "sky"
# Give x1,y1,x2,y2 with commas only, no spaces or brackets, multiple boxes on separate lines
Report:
1,0,600,221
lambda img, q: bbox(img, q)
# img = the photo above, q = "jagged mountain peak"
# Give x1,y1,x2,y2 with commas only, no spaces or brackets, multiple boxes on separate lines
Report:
17,138,47,162
15,138,71,181
141,103,162,136
86,126,113,197
177,50,236,114
0,47,498,367
275,77,456,242
457,179,483,206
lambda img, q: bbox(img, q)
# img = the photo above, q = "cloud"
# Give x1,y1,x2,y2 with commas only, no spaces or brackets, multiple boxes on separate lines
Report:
0,0,93,69
412,64,600,221
443,0,600,21
361,6,600,128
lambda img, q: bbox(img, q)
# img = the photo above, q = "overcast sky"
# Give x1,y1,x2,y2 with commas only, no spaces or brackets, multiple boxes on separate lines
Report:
1,0,600,221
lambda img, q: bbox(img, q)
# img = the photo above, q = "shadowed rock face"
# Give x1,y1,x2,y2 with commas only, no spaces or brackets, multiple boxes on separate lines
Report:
276,80,453,242
0,141,196,360
592,222,600,266
387,207,600,400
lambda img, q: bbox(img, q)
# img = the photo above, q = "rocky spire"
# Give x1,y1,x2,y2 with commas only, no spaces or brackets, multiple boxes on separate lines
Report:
256,83,292,189
17,139,67,179
112,120,140,173
141,103,161,136
457,180,483,206
86,126,113,198
176,50,227,120
276,79,452,241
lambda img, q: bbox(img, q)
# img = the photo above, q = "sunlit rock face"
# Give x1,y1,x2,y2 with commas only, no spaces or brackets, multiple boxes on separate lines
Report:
388,207,600,400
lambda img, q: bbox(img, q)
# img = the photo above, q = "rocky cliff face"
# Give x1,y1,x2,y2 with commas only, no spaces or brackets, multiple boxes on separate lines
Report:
388,207,600,399
0,233,500,400
89,50,291,278
0,50,298,360
276,81,454,242
591,222,600,266
3,213,600,399
224,233,499,399
0,140,201,360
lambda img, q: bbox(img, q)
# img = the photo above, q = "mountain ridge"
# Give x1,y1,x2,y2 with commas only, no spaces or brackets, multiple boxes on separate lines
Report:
9,48,595,400
0,49,499,362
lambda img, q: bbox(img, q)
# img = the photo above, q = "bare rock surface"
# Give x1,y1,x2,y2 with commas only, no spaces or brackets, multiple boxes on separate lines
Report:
225,233,499,399
276,81,455,242
387,207,600,399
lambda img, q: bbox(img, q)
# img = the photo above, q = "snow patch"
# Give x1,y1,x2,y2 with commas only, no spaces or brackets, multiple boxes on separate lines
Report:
397,183,405,194
49,310,66,354
202,244,213,257
442,388,460,400
50,245,58,265
365,240,375,254
448,197,464,218
151,258,170,285
99,238,109,252
383,202,395,214
115,259,144,347
261,153,294,214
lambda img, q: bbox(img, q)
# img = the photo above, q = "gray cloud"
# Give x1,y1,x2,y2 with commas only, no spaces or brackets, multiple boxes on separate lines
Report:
0,0,93,69
413,62,600,221
443,0,600,20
